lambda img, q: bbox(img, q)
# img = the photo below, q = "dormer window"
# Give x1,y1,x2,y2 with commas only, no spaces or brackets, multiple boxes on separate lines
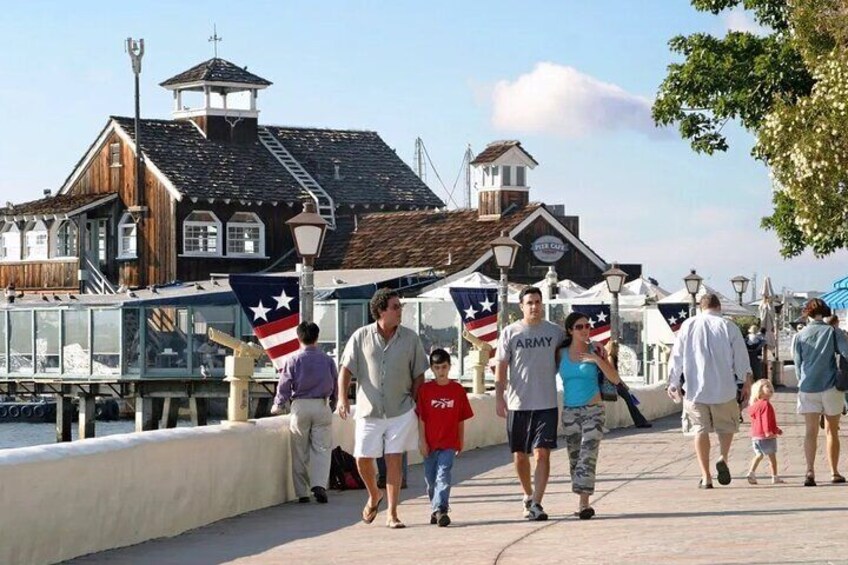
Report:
226,212,265,257
183,211,221,256
491,166,499,186
502,165,512,187
23,220,48,260
110,143,122,167
117,212,138,259
516,166,526,187
0,222,21,261
53,220,78,257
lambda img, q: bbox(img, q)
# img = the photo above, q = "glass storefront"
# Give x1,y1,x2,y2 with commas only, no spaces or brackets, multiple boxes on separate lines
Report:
92,310,121,375
63,310,90,374
9,310,33,373
191,306,235,374
35,310,60,374
123,309,141,374
145,307,189,371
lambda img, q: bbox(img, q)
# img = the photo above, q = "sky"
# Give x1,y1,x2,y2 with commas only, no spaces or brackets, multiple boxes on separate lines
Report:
0,0,845,299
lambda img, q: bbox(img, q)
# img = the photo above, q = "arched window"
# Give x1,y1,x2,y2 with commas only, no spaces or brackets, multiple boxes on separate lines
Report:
183,211,221,256
117,212,138,259
226,212,265,257
0,222,21,261
52,220,78,258
23,219,48,260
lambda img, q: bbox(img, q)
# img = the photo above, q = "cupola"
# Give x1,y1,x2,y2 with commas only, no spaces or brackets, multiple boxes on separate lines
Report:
471,140,538,219
160,58,272,143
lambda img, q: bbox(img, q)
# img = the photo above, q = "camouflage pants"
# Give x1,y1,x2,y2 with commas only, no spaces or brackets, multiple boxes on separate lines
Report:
562,404,605,495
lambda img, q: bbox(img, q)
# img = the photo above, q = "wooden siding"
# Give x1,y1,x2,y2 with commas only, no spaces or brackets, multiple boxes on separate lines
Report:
478,190,529,217
0,259,78,290
175,201,297,282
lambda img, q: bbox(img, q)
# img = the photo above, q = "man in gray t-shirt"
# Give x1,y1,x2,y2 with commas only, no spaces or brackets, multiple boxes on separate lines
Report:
495,287,564,521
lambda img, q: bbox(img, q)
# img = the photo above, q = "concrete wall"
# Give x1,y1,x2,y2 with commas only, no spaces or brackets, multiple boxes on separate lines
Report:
0,384,677,564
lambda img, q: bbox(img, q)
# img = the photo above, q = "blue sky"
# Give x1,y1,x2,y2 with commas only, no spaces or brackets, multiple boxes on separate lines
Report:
1,0,845,298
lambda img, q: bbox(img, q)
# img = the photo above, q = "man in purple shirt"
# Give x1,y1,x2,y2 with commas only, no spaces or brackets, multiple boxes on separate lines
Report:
271,321,338,503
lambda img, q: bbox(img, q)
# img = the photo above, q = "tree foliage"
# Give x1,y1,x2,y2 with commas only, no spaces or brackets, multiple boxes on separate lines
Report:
653,0,848,258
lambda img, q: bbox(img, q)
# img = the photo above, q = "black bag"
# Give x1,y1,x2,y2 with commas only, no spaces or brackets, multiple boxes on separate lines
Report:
598,372,618,402
833,332,848,392
329,446,366,490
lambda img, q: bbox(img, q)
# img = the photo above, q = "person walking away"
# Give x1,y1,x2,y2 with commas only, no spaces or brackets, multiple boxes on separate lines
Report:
605,340,651,428
667,294,752,489
793,299,848,486
746,379,785,485
271,321,338,504
495,287,565,521
338,288,429,528
558,313,622,519
417,348,474,527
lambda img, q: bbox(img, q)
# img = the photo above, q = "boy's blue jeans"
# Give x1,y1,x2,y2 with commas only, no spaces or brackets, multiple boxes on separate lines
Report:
424,448,455,513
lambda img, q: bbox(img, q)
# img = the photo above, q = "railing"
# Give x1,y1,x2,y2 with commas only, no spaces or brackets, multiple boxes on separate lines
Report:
82,255,116,294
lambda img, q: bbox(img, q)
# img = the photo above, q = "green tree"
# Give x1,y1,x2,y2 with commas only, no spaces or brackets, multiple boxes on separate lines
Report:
653,0,848,257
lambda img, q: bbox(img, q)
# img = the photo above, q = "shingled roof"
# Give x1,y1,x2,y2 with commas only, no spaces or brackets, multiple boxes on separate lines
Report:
316,204,542,274
160,58,272,87
110,117,443,208
1,192,117,218
470,140,539,166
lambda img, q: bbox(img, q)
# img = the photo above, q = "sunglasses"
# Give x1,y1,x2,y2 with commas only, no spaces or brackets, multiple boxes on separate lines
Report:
388,303,404,311
572,323,589,331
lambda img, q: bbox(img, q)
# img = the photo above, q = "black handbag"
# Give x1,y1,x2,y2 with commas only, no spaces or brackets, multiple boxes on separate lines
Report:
598,372,619,402
834,332,848,392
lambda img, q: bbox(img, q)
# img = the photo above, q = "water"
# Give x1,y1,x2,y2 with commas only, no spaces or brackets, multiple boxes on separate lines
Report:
0,419,220,450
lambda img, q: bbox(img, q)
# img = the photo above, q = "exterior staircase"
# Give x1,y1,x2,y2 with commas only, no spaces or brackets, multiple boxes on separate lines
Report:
257,127,336,229
81,255,116,294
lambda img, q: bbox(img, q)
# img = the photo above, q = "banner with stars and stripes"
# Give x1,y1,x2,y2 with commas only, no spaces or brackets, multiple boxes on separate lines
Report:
657,303,690,335
229,274,300,370
570,304,611,345
449,287,499,353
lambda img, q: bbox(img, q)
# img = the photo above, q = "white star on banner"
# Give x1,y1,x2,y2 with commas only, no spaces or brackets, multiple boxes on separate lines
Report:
588,319,596,328
479,297,494,312
596,312,608,323
251,300,271,322
678,309,688,319
668,316,677,326
273,290,294,310
464,305,478,320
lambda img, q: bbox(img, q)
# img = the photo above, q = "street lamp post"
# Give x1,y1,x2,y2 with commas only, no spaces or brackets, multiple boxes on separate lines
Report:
286,202,328,323
602,262,628,346
684,269,703,317
730,275,750,306
545,266,558,301
489,230,521,332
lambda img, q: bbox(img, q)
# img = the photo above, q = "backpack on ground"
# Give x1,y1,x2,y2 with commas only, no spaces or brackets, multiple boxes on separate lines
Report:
329,446,365,490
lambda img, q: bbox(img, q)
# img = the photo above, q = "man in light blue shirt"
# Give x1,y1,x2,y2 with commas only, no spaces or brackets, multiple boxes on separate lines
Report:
668,294,752,489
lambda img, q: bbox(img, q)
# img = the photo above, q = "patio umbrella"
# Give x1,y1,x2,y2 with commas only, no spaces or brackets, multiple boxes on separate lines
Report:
758,276,778,382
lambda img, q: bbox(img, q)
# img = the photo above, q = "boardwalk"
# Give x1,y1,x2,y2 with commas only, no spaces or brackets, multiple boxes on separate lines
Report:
75,390,848,565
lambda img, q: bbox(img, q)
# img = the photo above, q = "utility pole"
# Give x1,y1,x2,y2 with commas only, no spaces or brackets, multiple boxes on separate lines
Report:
126,38,147,283
464,144,473,209
414,137,427,183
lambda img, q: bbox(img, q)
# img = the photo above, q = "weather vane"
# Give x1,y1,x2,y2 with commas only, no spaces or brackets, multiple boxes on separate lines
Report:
209,24,222,58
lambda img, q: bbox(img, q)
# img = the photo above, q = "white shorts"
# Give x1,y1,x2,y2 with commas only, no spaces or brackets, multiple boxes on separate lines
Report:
353,408,418,458
797,387,844,416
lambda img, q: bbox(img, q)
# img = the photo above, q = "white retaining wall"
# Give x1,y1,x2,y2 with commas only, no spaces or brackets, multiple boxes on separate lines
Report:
0,384,677,564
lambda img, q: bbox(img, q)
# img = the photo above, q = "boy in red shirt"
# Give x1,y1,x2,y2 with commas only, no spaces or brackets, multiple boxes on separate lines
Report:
417,348,474,527
746,380,785,485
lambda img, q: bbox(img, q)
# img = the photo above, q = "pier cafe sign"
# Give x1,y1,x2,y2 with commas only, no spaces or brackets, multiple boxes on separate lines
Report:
531,235,568,263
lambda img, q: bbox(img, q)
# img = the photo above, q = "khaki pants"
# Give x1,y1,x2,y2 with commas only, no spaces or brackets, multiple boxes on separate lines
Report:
290,398,333,498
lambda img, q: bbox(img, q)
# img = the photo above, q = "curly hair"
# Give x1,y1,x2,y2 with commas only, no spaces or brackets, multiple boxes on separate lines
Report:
370,287,400,321
802,298,831,319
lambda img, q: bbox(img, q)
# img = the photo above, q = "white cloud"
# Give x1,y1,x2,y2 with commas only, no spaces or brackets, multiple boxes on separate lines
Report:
489,62,661,139
724,7,770,36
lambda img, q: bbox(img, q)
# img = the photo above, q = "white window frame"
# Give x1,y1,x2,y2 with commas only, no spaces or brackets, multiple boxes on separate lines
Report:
502,165,512,187
226,212,266,258
23,219,49,260
0,222,21,262
109,143,122,168
52,219,78,258
491,165,499,187
516,165,526,187
117,212,138,259
183,210,222,257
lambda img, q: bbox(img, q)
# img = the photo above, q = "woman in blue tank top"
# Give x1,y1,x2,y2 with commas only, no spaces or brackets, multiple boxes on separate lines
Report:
557,311,621,519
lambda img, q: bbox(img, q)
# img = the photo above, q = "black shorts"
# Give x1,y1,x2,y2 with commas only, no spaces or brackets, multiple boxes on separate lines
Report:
507,408,558,453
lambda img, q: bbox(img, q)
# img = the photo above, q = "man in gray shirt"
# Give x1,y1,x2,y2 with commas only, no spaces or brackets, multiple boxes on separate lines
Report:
339,288,429,529
496,286,564,521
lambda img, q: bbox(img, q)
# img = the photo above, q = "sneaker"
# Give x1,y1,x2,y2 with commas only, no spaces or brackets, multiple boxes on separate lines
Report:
430,511,437,525
522,497,532,518
746,473,758,485
526,501,548,521
311,486,328,504
436,510,451,527
772,476,785,484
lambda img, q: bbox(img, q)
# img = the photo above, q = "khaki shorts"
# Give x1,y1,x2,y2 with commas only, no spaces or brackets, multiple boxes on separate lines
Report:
682,398,740,435
797,387,844,416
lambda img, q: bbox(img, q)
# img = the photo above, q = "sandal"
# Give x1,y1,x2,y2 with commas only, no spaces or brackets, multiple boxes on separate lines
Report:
804,473,817,487
832,474,846,484
386,518,406,529
715,458,731,486
361,495,383,524
698,479,714,489
578,507,595,520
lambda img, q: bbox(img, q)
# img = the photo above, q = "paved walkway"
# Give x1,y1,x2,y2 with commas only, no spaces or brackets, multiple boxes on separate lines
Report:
74,390,848,565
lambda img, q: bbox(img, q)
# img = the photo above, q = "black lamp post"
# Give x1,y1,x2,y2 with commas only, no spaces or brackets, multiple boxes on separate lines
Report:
603,262,627,344
286,202,328,323
489,230,520,331
730,275,750,306
684,269,703,316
